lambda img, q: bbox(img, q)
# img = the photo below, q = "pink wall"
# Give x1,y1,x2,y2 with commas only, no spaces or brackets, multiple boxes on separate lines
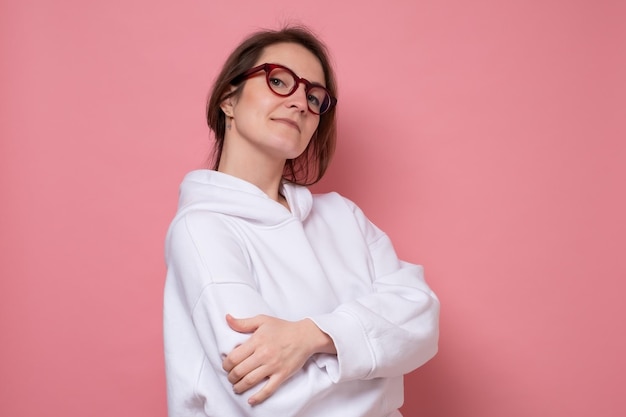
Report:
2,0,625,416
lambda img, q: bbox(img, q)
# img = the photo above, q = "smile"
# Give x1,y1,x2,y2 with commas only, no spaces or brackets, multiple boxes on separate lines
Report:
272,118,301,132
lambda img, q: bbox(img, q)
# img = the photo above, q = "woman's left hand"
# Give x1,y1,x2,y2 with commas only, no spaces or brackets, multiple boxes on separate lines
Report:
222,314,335,405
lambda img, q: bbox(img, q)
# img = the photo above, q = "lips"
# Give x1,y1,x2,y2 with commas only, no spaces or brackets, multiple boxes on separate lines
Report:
272,118,300,132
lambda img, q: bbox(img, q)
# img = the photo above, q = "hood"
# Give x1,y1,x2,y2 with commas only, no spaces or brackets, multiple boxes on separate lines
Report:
174,170,313,226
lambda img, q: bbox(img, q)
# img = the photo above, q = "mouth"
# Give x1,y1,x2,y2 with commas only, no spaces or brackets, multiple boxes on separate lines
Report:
272,118,301,132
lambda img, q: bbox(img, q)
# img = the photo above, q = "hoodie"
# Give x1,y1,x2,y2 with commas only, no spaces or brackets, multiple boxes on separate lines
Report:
164,169,439,417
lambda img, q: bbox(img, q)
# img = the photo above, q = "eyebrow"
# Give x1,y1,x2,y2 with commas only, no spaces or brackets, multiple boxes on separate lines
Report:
270,62,326,87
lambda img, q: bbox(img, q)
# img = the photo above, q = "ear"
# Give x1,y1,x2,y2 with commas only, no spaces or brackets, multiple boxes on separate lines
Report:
220,86,237,118
220,97,233,118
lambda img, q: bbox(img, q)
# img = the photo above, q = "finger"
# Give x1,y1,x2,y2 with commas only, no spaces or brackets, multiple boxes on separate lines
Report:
227,361,247,384
247,374,285,406
222,343,255,372
232,365,270,394
226,314,263,333
226,352,264,385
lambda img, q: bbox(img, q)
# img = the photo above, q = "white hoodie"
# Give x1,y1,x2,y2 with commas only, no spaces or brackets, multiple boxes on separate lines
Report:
164,170,439,417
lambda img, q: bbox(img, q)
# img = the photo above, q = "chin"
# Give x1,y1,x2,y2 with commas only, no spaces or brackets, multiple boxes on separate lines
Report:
267,137,310,160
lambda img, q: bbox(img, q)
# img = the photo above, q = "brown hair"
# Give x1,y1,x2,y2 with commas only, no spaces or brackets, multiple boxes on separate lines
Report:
206,26,337,186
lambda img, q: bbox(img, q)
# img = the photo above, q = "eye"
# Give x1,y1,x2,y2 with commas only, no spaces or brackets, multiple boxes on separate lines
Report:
307,94,320,107
269,77,285,87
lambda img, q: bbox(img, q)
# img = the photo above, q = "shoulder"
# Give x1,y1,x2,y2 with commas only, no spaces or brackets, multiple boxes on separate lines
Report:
166,210,246,264
167,210,235,242
312,191,354,210
311,191,367,220
312,191,386,244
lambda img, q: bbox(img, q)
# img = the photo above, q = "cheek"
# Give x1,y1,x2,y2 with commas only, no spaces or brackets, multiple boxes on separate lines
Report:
304,118,320,137
235,84,276,115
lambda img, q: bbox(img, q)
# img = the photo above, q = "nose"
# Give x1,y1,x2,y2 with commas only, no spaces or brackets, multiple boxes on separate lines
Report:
286,83,308,113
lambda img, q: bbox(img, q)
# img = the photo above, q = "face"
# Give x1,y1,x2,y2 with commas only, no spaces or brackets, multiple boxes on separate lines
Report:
221,42,325,163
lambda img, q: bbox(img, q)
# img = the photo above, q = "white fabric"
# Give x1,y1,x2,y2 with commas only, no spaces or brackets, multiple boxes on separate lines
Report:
164,169,439,417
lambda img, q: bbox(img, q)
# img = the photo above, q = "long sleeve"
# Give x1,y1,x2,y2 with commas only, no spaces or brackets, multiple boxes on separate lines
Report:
309,197,440,383
165,213,337,417
164,174,439,417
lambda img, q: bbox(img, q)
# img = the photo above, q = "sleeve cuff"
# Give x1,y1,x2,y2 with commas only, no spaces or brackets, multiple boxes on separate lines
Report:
309,309,376,382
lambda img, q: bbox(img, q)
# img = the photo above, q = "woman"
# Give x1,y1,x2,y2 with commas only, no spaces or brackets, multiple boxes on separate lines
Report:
164,26,439,417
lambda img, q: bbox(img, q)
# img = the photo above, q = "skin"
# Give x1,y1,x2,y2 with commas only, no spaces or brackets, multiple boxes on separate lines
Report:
219,42,323,208
218,42,338,406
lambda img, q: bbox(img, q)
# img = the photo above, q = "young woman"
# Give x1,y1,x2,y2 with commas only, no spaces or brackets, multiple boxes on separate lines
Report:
164,26,439,417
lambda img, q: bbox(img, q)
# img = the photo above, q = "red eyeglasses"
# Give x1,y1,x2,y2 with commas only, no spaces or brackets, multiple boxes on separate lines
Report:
230,63,337,115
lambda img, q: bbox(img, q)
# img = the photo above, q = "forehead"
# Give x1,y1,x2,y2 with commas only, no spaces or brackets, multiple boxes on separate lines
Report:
255,42,326,86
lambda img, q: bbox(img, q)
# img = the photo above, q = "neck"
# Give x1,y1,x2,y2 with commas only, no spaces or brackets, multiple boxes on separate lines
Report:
217,142,287,208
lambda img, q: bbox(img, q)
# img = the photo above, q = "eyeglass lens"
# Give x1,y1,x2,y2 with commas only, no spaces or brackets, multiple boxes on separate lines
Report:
267,67,331,114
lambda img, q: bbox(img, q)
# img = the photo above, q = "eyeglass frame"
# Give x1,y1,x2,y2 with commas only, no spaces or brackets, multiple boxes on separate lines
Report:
230,63,338,115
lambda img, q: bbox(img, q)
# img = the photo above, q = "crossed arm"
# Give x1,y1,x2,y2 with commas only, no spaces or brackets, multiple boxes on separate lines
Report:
169,200,439,412
222,314,337,405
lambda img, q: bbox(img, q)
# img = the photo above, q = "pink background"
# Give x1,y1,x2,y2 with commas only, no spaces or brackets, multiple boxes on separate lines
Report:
2,0,625,416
